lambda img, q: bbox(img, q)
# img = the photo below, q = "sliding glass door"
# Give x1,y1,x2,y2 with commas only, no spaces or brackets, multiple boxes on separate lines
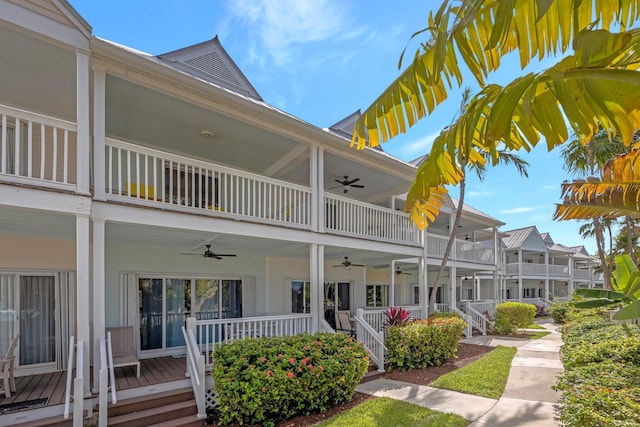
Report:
139,276,242,353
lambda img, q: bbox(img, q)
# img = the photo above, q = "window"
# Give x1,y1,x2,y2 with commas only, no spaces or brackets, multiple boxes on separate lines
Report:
291,280,311,313
523,288,537,298
413,285,420,304
323,282,351,328
366,284,389,307
459,287,473,301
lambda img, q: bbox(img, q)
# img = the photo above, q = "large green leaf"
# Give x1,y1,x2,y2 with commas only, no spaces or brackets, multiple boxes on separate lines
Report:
574,299,620,309
574,288,626,300
613,300,640,320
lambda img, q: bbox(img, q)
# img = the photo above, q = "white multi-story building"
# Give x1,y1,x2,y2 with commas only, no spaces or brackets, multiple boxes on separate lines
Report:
0,1,601,425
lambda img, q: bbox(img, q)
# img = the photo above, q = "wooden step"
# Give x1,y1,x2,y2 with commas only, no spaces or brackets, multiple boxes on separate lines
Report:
108,400,197,427
146,413,204,427
108,388,193,417
9,415,72,427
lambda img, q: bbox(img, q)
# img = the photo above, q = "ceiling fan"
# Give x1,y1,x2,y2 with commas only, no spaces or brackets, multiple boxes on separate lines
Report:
333,256,365,269
181,244,236,260
329,176,365,194
395,266,412,276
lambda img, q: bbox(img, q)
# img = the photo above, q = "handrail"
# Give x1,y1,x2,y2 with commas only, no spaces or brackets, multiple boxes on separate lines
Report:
98,333,117,427
64,336,75,419
465,305,490,335
73,342,83,427
355,309,386,372
184,319,206,420
320,319,335,333
450,307,472,338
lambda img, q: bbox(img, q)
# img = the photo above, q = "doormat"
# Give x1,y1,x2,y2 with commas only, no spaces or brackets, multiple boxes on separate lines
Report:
0,398,48,415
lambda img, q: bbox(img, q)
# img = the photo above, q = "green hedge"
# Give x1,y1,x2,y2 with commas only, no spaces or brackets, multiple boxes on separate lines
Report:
493,302,536,334
555,316,640,426
385,317,466,370
211,333,368,426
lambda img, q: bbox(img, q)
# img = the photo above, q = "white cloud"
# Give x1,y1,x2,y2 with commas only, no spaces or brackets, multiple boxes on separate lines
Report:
395,132,440,160
468,190,497,197
227,0,360,66
542,184,557,190
499,206,537,214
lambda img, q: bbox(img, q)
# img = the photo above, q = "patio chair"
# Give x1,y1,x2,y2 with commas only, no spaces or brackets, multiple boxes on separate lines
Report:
106,326,140,377
336,311,355,337
0,334,19,397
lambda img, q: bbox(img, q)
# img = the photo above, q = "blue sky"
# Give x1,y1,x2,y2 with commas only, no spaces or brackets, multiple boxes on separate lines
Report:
71,0,598,254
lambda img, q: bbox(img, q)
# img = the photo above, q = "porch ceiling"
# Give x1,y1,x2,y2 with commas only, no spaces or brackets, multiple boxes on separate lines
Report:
0,205,75,239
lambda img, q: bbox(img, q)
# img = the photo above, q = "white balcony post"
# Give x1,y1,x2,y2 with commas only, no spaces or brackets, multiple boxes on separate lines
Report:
317,147,325,233
76,213,91,396
544,278,549,301
450,266,457,308
76,49,90,195
419,257,427,318
310,145,318,231
518,250,523,301
568,254,575,296
93,67,106,201
310,243,319,333
92,218,106,392
390,260,396,307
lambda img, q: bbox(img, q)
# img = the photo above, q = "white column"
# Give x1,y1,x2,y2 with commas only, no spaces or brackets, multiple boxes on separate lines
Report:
317,147,325,233
450,266,457,308
76,214,91,396
544,278,550,301
93,67,106,201
568,255,574,296
310,244,319,332
518,250,523,301
76,49,90,195
390,261,396,307
419,257,427,318
310,145,318,231
92,218,105,392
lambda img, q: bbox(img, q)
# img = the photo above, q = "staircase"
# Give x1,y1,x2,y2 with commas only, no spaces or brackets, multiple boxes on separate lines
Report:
107,388,203,427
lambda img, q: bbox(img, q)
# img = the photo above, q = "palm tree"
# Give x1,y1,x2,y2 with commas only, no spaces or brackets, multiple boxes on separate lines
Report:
560,127,627,288
422,89,529,313
350,1,640,229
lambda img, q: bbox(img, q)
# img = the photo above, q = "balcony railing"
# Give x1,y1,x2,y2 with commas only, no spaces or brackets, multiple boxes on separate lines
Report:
426,234,495,264
505,262,577,278
105,139,312,228
0,103,77,190
324,194,421,245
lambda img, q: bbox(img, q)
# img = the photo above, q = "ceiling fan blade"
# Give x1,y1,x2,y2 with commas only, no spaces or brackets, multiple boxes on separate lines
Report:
214,254,236,257
352,263,366,267
350,184,365,188
332,264,343,268
347,178,360,185
181,253,204,256
334,179,344,184
213,255,223,260
328,185,343,190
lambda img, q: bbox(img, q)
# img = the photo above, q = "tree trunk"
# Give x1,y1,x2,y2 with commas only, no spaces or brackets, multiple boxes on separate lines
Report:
593,218,612,289
428,177,466,315
626,217,636,264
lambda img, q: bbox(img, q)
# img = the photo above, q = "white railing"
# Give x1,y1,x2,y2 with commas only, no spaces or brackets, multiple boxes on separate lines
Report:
573,269,591,280
426,234,448,258
450,306,472,338
549,264,570,276
456,241,495,264
355,309,386,372
464,305,489,335
184,319,206,420
505,262,571,277
521,298,545,307
320,318,335,333
0,103,77,190
325,194,421,245
64,336,84,427
435,303,451,313
105,139,312,228
98,332,117,427
467,301,496,316
360,306,422,333
195,314,312,367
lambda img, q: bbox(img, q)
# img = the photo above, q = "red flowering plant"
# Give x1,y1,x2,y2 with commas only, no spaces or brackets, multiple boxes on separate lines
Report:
383,306,412,329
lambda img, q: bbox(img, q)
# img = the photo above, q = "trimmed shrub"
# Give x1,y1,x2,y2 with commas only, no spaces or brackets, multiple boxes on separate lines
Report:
385,316,466,370
211,332,368,426
493,302,536,334
554,362,640,392
556,385,640,427
563,331,640,369
548,301,576,323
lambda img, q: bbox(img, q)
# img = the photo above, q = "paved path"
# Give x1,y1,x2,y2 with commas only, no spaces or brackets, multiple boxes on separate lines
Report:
356,322,563,426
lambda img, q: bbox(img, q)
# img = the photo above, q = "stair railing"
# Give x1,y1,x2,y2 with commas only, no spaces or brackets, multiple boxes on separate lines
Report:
464,305,491,335
64,336,84,427
98,332,118,427
450,306,473,338
354,309,386,372
184,318,207,420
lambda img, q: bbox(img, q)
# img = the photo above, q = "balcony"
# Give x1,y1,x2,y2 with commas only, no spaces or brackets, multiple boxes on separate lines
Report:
0,103,77,191
105,139,422,245
505,262,571,278
324,194,420,245
426,233,495,264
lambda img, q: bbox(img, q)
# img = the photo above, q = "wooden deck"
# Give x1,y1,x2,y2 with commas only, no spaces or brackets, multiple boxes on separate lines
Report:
0,356,188,412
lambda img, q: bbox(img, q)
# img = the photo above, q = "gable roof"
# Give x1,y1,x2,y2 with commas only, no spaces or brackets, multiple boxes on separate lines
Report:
157,36,262,101
502,226,546,251
540,232,554,245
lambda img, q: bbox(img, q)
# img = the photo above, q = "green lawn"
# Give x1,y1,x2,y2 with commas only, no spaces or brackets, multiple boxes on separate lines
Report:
429,346,517,399
524,330,550,339
524,323,546,329
316,397,469,427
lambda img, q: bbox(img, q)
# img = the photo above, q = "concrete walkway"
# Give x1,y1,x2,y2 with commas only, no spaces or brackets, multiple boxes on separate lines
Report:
356,322,563,426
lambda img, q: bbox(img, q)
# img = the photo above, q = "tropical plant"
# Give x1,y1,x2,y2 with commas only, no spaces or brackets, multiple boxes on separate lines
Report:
383,306,412,328
349,0,640,230
574,254,640,320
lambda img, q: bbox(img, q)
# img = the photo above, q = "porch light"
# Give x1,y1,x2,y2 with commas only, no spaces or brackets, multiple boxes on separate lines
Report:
201,130,214,139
